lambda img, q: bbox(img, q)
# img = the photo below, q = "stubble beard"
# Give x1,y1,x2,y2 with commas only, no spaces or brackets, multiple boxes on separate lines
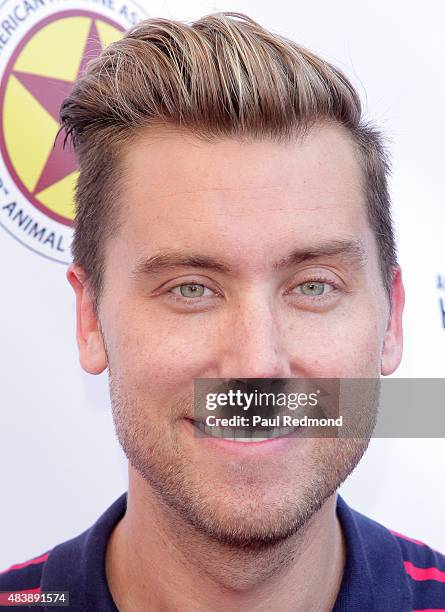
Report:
109,373,371,550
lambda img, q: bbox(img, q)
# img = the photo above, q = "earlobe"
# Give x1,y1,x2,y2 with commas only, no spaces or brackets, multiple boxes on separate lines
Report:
380,266,405,376
67,263,108,375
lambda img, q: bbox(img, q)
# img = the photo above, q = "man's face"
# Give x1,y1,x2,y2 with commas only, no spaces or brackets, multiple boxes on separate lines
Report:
70,124,404,546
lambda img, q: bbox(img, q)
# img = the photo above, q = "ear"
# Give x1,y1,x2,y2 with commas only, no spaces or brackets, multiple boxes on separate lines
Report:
67,263,108,374
381,266,405,376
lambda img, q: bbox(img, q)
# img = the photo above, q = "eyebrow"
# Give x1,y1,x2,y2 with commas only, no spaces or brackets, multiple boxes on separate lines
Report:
131,239,367,278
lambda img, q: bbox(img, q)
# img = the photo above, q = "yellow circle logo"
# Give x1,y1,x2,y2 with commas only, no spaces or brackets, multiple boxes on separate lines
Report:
0,11,123,227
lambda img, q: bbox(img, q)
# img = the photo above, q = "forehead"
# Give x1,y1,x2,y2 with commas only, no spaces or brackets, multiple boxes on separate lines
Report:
112,124,372,270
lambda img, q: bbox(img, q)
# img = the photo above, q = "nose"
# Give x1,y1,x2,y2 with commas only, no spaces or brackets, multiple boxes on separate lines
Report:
216,295,293,380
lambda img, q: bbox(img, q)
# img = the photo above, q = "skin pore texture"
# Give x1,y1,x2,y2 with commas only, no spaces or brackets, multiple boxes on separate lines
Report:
68,123,404,611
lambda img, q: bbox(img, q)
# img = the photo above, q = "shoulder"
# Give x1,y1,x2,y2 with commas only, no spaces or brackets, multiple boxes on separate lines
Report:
336,496,445,610
389,527,445,608
390,527,445,570
0,550,51,593
0,495,127,611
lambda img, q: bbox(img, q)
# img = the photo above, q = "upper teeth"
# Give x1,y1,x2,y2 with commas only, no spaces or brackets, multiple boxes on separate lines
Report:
193,421,297,441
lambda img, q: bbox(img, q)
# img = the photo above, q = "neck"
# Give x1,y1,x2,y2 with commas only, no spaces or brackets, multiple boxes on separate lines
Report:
106,470,346,612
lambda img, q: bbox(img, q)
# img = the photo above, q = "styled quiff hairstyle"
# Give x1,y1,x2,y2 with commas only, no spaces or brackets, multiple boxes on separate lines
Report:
61,11,397,312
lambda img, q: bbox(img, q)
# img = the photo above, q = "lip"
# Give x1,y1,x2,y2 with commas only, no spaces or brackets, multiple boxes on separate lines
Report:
183,418,302,456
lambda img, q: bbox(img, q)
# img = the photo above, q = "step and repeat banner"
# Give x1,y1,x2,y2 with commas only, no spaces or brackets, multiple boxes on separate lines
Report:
1,0,444,567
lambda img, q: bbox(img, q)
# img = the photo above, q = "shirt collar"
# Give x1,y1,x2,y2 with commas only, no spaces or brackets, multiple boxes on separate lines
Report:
41,493,125,611
41,492,412,611
333,494,411,611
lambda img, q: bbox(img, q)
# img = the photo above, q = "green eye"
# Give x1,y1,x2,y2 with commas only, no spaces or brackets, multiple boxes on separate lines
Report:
299,281,326,296
179,284,205,298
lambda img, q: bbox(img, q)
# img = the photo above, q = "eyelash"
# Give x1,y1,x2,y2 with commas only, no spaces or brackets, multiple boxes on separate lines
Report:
166,276,340,306
168,283,220,305
287,276,340,299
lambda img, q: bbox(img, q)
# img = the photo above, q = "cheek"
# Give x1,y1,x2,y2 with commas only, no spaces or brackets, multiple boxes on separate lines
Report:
289,307,386,377
320,333,383,376
105,308,218,393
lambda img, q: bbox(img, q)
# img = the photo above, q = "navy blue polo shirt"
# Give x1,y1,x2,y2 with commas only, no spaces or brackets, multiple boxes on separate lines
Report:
1,493,445,610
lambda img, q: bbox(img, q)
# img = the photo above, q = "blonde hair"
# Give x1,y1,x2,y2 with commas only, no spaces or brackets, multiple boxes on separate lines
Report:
61,11,396,309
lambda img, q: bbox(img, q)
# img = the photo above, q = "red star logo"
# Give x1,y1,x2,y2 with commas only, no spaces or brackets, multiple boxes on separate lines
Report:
12,20,104,197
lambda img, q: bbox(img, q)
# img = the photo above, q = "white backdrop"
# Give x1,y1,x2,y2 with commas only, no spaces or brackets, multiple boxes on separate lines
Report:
1,0,444,569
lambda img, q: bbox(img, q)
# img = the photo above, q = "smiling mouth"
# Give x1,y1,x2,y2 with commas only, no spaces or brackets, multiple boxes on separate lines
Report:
189,419,299,442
